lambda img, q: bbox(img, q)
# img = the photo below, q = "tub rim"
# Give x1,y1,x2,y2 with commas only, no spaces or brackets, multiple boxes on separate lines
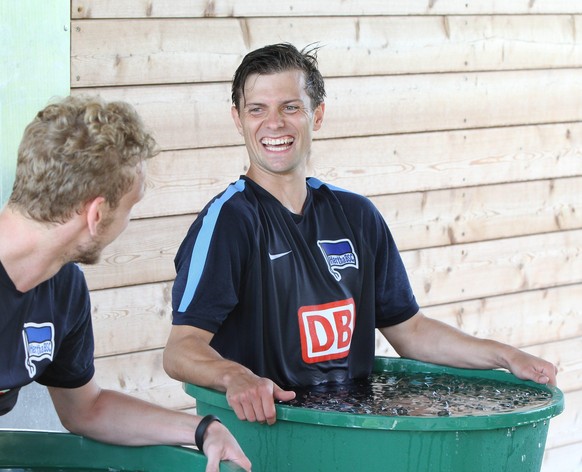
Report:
0,429,243,471
185,356,564,432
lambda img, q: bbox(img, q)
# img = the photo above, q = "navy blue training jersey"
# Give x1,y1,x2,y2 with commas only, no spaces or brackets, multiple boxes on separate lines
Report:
0,261,95,415
172,176,419,388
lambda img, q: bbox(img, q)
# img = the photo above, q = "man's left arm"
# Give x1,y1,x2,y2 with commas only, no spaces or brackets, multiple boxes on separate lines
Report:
379,311,557,386
48,379,251,471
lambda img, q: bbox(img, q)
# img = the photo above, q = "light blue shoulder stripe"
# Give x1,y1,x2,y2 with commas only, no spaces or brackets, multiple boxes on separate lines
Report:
307,177,353,193
178,179,246,312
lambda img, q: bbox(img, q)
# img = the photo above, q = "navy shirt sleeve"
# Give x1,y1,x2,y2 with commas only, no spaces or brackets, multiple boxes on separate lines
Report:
36,264,95,389
372,209,419,327
172,180,253,332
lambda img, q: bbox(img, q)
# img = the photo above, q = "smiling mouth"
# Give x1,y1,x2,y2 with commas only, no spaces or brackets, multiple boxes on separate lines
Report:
261,137,294,152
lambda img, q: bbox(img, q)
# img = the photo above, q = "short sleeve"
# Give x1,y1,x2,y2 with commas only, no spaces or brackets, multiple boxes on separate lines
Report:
36,265,95,388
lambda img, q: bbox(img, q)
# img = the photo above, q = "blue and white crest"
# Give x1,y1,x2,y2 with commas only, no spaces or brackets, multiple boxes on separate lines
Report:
317,239,359,281
22,322,55,378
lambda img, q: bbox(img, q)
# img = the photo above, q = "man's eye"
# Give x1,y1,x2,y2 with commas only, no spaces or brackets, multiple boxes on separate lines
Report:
284,105,299,113
247,107,264,115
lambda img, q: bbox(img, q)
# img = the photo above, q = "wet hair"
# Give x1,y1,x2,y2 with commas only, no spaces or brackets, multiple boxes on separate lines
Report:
231,43,326,111
9,95,158,223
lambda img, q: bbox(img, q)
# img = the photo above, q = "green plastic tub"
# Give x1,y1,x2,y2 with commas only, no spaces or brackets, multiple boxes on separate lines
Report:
185,356,564,472
0,430,244,471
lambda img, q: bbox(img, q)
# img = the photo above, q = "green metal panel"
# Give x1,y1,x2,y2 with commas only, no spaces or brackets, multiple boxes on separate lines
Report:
0,0,70,205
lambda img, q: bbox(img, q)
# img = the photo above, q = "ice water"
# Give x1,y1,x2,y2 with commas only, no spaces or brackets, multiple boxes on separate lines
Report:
282,371,552,417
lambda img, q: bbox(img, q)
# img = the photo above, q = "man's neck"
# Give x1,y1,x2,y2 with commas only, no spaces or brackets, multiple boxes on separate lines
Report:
246,168,308,215
0,208,70,292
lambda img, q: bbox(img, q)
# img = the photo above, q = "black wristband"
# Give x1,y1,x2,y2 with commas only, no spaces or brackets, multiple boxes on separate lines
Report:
195,414,221,451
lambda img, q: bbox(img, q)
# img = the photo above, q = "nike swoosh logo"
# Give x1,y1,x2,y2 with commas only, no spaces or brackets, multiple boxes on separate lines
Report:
268,250,292,261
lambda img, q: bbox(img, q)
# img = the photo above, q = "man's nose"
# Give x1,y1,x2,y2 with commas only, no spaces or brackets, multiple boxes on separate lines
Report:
264,109,284,128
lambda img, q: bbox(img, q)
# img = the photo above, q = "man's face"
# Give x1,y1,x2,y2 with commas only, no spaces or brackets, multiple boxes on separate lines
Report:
75,165,145,265
231,69,324,179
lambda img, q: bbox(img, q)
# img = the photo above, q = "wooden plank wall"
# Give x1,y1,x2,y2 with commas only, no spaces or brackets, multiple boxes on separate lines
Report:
71,2,582,470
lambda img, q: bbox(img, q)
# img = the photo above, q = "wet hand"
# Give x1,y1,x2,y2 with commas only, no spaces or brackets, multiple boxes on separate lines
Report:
529,364,558,386
226,373,295,425
203,420,252,472
507,350,558,386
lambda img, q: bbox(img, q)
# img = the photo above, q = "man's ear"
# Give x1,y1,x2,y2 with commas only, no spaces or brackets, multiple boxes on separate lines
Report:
85,196,107,237
313,102,325,131
231,105,244,136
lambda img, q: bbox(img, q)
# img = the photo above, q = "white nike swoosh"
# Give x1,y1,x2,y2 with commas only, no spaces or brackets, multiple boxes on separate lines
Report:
268,250,292,261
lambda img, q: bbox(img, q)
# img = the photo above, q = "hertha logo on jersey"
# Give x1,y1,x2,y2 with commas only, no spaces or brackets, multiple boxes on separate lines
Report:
298,298,355,364
317,239,359,281
22,322,55,378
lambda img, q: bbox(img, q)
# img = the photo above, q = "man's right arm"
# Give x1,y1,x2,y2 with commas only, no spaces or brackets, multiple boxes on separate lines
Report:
163,325,295,425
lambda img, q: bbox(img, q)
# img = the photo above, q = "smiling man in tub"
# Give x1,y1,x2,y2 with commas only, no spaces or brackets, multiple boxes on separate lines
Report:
163,43,557,426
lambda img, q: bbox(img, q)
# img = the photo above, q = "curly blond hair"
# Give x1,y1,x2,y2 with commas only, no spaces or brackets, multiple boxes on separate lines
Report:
9,95,158,223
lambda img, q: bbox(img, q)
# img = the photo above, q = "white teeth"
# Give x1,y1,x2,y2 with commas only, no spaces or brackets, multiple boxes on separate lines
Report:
261,137,294,146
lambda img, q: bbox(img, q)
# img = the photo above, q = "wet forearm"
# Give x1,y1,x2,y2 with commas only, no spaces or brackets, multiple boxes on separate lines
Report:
382,312,514,370
50,386,196,446
163,335,250,392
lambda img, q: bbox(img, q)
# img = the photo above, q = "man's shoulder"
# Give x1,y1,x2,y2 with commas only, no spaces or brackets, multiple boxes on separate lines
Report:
307,177,373,207
186,179,259,242
50,263,90,306
56,262,86,282
203,178,256,215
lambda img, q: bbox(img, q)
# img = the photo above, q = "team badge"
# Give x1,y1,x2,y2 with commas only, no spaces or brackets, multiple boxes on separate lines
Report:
22,322,55,378
317,239,359,281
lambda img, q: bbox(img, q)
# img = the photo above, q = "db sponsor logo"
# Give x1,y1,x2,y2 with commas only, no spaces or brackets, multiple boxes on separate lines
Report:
298,298,355,364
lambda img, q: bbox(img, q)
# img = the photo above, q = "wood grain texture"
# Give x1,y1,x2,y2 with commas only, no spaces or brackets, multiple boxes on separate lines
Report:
362,177,582,250
73,69,582,150
130,123,582,219
421,285,582,348
91,281,173,357
134,147,249,219
310,123,582,198
82,214,193,290
543,389,582,449
542,435,582,471
94,349,195,410
71,0,582,19
71,16,582,86
402,229,582,306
